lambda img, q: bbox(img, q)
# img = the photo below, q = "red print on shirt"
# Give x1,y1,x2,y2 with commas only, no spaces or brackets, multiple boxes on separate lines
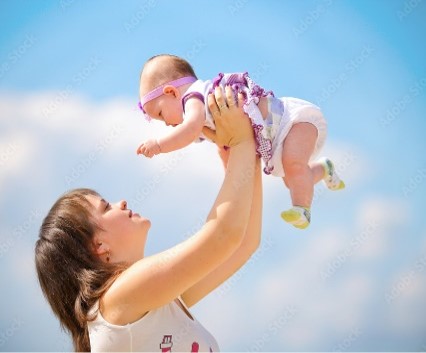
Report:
191,342,199,352
159,335,213,352
159,335,173,352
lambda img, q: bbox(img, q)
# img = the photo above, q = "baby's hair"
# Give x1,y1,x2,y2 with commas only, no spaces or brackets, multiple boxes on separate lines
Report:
140,54,197,90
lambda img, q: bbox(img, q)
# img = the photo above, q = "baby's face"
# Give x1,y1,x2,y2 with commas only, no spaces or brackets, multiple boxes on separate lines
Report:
144,94,184,127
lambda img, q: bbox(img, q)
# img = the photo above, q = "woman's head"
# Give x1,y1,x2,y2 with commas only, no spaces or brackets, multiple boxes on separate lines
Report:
85,192,151,263
35,188,150,351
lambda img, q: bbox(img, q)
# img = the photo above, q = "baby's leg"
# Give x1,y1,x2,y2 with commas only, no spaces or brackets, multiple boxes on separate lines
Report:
310,161,327,184
282,122,317,208
280,122,317,229
282,161,323,189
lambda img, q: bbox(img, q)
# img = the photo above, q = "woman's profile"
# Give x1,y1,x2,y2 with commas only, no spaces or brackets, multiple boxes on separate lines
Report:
35,87,262,351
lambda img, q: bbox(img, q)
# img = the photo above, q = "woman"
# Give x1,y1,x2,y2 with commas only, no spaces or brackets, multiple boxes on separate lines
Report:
35,86,263,352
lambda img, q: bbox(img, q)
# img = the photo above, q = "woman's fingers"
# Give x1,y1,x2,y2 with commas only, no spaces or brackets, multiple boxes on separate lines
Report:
214,86,227,111
208,92,220,117
208,86,253,147
225,85,236,107
237,92,244,107
202,126,217,142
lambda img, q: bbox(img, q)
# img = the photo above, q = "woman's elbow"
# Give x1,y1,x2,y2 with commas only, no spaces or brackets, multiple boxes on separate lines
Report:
219,224,246,249
246,230,261,255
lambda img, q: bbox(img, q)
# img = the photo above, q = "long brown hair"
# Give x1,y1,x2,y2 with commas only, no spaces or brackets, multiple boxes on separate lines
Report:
35,188,127,351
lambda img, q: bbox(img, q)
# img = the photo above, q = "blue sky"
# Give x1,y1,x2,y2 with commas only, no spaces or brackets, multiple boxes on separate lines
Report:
0,0,425,351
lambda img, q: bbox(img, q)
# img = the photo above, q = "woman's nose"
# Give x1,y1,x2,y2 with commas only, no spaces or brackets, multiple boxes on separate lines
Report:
118,200,127,209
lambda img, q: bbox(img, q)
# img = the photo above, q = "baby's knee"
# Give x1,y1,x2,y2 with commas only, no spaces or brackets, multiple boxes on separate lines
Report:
283,159,308,177
283,177,290,188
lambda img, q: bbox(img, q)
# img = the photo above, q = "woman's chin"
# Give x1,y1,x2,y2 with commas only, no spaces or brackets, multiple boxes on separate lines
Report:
139,217,152,232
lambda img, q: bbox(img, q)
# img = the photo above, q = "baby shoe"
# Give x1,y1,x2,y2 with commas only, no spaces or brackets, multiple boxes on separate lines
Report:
281,206,311,229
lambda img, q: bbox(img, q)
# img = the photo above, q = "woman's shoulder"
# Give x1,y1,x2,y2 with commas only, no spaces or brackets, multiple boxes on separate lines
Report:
96,270,143,325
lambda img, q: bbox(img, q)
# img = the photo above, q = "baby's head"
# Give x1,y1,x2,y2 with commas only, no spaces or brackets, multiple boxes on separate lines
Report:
139,54,197,126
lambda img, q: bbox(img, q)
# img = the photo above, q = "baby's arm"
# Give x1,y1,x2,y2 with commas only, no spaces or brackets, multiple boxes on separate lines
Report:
158,98,206,153
137,99,205,157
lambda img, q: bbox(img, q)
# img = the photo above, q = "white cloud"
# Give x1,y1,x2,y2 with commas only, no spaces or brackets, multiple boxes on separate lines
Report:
354,196,411,259
387,270,426,334
0,132,41,195
321,140,373,187
357,196,411,226
244,229,373,349
0,92,225,197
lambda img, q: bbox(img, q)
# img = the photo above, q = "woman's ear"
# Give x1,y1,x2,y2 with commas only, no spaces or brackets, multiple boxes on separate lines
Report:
163,85,179,97
93,238,109,256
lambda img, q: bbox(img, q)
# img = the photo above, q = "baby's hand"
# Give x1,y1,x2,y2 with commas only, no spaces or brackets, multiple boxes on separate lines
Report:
136,139,161,158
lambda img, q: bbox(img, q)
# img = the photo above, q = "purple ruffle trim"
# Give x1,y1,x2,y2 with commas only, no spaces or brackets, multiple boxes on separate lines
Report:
211,72,275,174
252,124,274,174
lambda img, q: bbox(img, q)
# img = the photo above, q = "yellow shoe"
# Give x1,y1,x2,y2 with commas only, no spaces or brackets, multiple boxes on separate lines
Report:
281,206,311,229
320,158,345,191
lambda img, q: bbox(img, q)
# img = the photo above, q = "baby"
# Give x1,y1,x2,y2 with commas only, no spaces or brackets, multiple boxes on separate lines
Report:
137,54,344,229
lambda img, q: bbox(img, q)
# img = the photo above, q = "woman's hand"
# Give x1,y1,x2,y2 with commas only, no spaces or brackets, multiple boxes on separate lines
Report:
202,85,253,147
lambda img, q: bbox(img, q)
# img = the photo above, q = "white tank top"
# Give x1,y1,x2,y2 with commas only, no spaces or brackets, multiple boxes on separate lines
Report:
88,298,220,352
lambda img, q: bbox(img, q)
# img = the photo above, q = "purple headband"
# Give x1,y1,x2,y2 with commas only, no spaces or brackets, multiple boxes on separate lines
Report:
138,76,197,120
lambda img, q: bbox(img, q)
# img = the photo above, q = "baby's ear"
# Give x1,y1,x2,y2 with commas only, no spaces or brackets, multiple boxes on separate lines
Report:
163,85,179,97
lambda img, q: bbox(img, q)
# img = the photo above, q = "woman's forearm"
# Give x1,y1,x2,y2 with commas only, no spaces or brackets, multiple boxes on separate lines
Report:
242,158,262,252
205,140,256,239
180,157,262,307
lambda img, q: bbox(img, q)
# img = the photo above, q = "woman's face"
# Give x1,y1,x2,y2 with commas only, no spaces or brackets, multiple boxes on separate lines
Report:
87,195,151,264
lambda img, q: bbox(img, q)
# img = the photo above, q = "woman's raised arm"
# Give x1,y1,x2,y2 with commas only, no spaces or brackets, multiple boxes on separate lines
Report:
182,86,263,306
101,87,257,325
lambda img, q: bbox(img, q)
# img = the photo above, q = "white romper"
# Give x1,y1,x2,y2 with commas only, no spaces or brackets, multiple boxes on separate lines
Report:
182,72,327,177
